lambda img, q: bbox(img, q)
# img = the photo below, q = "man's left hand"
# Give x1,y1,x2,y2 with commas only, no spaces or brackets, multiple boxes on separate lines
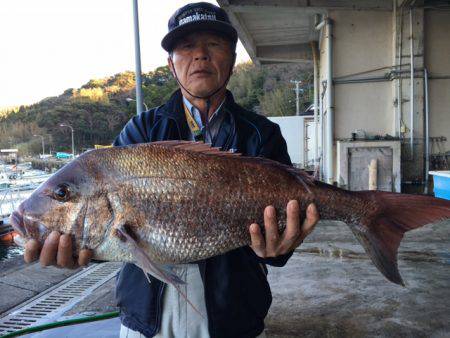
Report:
250,201,319,258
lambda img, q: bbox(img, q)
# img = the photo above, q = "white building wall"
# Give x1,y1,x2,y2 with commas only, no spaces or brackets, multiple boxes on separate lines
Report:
318,10,395,182
425,10,450,152
329,10,394,139
315,7,450,183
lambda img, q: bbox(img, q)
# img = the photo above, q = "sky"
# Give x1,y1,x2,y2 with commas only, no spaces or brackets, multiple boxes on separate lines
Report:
0,0,250,109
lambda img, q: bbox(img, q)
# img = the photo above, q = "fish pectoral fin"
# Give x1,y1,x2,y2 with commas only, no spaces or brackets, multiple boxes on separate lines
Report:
114,224,185,285
114,224,205,318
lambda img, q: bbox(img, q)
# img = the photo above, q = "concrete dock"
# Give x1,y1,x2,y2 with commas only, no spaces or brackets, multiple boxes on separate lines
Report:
0,257,82,316
266,219,450,337
0,219,449,337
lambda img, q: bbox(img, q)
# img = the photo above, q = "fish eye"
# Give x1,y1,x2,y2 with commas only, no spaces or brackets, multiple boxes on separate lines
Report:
53,184,70,201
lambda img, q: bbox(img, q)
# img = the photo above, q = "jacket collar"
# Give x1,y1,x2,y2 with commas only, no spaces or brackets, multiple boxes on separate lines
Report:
156,89,237,119
155,89,238,150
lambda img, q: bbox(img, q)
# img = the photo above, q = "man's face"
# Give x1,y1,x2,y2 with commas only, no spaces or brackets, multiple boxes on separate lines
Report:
168,31,235,98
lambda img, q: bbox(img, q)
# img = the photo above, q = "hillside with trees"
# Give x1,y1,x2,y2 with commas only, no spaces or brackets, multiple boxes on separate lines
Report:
0,62,311,156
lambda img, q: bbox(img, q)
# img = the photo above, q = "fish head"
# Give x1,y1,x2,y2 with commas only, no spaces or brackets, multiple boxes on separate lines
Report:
10,152,114,252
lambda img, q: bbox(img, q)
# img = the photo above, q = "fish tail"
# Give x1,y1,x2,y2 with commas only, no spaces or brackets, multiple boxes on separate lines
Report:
348,191,450,285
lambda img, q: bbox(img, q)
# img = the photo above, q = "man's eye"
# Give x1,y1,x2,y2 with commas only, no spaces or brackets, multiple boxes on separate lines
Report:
182,43,194,49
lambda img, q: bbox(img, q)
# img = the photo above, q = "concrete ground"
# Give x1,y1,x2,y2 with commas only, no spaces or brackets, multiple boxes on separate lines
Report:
266,219,450,338
1,218,449,337
0,257,82,315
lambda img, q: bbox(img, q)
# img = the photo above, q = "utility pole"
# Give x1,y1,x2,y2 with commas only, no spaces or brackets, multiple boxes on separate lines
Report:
33,134,45,156
59,124,75,158
290,80,302,116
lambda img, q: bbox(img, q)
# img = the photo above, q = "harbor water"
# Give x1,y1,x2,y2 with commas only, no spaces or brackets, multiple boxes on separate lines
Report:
0,162,51,262
0,241,23,262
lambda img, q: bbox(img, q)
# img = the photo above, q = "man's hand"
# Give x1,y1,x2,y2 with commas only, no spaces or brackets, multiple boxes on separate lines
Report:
250,201,319,258
24,231,93,268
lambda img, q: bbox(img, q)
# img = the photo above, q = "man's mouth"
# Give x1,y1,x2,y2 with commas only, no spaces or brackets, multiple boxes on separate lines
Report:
190,69,213,76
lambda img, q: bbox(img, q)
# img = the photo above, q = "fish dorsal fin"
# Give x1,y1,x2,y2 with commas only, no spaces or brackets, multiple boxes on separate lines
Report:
245,157,315,193
150,140,241,157
148,141,314,191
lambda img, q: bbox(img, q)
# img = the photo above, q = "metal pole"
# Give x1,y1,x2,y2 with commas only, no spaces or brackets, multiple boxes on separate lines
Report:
315,18,334,184
59,124,75,158
290,80,301,116
71,127,75,158
325,19,334,184
132,0,144,116
310,41,320,170
34,135,45,156
409,8,414,160
320,85,325,180
396,5,404,138
424,68,430,194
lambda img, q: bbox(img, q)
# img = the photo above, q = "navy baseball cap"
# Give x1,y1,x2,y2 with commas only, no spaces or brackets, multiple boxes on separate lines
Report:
161,2,238,52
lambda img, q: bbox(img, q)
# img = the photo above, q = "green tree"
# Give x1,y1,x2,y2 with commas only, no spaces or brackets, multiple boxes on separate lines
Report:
0,63,312,155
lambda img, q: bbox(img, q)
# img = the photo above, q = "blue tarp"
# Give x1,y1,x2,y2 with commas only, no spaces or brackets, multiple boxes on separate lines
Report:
55,152,73,159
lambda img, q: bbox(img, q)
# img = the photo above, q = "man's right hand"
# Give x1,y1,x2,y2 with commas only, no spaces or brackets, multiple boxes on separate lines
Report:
24,231,93,269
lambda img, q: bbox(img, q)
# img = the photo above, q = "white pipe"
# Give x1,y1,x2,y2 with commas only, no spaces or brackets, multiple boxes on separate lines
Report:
310,41,320,171
320,86,325,181
133,0,144,115
409,8,414,159
368,159,378,190
325,19,334,184
315,17,334,184
397,4,404,137
424,68,430,194
315,20,326,31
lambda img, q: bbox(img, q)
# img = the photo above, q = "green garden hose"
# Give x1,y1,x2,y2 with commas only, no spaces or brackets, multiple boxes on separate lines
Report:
1,311,119,338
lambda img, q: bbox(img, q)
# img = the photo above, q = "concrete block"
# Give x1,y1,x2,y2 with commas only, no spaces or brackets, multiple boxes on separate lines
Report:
0,282,36,314
1,263,80,293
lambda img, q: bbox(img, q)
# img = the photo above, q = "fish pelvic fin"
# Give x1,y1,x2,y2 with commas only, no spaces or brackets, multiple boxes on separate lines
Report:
114,224,205,319
350,191,450,286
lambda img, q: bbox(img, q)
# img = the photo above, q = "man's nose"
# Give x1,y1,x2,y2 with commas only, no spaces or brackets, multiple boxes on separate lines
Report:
193,44,210,61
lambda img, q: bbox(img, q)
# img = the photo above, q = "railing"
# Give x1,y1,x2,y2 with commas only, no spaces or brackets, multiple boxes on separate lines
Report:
0,173,51,218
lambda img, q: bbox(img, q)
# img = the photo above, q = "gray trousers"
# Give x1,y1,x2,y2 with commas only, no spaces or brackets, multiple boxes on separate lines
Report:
119,264,266,338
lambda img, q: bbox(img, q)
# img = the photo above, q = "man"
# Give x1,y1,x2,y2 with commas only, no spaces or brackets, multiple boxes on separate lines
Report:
24,2,319,337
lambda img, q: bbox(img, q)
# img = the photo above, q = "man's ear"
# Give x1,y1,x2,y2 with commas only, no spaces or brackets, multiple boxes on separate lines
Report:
167,56,176,77
230,52,237,75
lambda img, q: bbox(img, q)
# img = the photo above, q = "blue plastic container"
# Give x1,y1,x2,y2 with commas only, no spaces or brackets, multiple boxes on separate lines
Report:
430,171,450,200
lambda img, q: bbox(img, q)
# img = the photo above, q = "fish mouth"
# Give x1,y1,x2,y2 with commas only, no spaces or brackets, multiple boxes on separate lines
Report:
10,211,26,237
10,211,49,240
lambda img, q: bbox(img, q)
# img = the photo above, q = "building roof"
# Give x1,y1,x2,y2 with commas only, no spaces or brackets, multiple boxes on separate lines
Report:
217,0,393,65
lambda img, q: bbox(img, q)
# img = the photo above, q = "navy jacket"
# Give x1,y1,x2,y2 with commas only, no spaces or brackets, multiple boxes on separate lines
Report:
114,90,293,338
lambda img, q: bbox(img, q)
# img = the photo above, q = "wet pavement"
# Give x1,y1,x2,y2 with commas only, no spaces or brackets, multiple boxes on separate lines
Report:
266,219,450,337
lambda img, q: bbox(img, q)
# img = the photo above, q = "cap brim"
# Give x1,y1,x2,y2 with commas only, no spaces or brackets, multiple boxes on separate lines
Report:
161,20,238,52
